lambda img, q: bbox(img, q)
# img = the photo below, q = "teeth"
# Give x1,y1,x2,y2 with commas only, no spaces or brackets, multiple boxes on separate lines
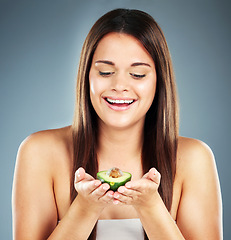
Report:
106,98,134,104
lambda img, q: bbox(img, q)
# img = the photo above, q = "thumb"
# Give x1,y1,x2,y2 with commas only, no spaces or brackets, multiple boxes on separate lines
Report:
146,168,161,185
74,167,86,183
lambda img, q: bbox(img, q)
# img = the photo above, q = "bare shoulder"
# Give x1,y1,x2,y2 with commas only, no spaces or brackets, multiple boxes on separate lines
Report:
176,136,220,193
12,126,73,239
19,125,72,152
16,125,73,174
177,136,217,178
178,136,214,159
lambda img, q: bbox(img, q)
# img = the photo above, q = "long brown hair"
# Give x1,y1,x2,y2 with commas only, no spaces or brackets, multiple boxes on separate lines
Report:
71,8,179,239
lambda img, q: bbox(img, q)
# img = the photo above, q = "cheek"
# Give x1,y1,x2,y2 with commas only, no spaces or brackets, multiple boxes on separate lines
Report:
89,78,96,97
89,70,96,96
89,72,108,107
89,72,101,101
89,78,100,115
89,70,111,99
137,78,157,102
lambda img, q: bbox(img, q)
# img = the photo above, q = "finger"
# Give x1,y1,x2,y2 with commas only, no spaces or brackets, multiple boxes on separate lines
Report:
146,168,161,185
113,191,133,204
91,183,111,198
117,186,140,197
125,178,156,193
74,167,86,183
125,180,143,192
113,199,121,205
75,167,95,184
142,168,160,185
142,168,157,180
98,190,114,203
141,171,149,179
75,179,101,195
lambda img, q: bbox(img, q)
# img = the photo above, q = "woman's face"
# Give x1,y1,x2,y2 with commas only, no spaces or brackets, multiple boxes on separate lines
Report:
89,32,157,130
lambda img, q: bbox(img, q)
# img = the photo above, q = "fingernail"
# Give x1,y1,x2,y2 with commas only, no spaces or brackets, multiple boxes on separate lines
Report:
95,181,101,186
103,185,109,190
153,168,157,175
108,192,114,197
113,200,120,205
150,168,156,175
115,193,120,198
76,169,80,178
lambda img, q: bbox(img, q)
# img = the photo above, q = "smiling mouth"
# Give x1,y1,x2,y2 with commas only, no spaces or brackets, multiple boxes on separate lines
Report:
104,97,135,106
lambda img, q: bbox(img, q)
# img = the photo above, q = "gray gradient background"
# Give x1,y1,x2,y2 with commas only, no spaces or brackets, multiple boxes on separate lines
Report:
0,0,230,239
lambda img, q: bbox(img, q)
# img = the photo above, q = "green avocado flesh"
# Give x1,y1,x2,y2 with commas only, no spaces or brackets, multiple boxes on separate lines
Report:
97,169,132,191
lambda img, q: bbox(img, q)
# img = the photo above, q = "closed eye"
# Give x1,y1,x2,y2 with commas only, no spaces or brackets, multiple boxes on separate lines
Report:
130,73,146,79
99,71,114,77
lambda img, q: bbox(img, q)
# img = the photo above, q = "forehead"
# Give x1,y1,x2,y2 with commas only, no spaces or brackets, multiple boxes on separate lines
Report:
93,32,154,67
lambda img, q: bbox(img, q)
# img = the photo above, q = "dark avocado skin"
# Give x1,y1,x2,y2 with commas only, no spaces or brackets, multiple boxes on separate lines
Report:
97,171,132,191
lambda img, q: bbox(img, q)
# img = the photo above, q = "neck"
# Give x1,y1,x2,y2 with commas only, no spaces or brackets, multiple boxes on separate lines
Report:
97,121,144,169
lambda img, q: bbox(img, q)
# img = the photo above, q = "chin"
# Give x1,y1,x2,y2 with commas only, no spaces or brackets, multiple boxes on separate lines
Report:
100,117,144,131
103,122,131,130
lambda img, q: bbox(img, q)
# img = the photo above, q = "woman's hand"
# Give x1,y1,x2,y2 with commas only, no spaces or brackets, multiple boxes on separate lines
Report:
113,168,161,209
74,167,114,211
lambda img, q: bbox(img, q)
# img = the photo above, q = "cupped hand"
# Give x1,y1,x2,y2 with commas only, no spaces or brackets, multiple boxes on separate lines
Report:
113,168,161,208
74,167,114,210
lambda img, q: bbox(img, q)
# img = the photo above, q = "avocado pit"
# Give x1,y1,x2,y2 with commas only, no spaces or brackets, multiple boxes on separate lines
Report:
107,167,123,178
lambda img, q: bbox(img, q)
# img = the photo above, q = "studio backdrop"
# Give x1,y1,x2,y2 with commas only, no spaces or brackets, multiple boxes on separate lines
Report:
0,0,230,239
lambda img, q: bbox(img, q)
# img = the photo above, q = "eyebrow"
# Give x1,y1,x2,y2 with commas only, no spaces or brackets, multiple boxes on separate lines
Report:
131,62,151,67
95,60,115,65
95,60,151,67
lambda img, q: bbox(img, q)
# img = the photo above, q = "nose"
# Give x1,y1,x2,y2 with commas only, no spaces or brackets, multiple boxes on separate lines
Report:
111,73,129,92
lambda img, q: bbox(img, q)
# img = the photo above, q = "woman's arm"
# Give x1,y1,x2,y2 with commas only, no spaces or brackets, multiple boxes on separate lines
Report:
176,138,222,239
48,167,114,240
113,138,222,239
114,168,185,239
12,133,114,240
12,135,58,239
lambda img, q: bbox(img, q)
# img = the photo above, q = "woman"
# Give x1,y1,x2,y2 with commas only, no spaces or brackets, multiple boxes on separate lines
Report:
12,8,222,240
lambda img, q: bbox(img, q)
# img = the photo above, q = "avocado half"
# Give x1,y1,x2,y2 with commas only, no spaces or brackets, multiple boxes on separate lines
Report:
97,167,132,191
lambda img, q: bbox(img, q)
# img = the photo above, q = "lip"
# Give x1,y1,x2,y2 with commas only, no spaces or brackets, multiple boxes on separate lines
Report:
104,96,136,101
103,97,137,111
